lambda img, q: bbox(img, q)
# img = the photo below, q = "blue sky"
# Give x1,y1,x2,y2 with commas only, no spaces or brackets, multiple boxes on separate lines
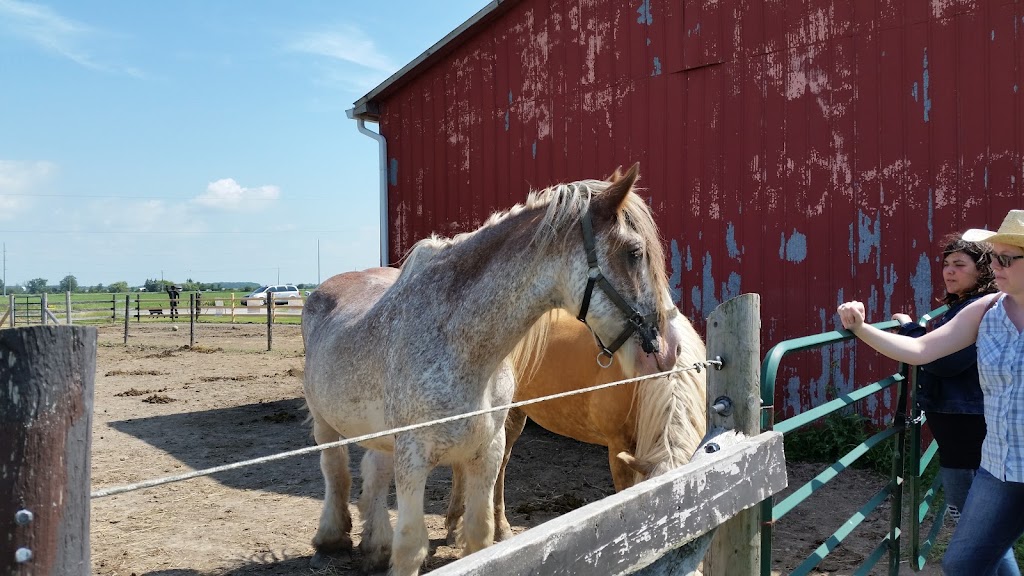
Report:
0,0,488,288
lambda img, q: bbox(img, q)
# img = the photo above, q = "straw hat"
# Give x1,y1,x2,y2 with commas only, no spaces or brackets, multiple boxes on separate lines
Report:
963,210,1024,248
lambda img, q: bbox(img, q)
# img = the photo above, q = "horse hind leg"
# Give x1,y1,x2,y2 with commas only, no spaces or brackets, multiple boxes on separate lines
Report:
310,417,353,567
445,464,466,546
357,449,395,573
493,407,527,542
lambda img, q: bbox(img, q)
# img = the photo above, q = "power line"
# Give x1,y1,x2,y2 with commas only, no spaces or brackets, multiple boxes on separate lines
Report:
0,230,345,235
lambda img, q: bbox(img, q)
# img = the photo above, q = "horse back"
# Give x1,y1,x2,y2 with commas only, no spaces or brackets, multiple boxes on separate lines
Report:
302,267,400,345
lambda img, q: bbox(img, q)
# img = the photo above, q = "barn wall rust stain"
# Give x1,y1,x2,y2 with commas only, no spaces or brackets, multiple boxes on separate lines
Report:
367,0,1024,424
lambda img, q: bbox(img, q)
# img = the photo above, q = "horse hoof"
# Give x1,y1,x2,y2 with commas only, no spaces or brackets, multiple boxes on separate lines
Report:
310,550,334,569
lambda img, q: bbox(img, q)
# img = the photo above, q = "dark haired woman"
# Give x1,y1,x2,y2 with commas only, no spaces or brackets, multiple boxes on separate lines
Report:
891,237,1000,551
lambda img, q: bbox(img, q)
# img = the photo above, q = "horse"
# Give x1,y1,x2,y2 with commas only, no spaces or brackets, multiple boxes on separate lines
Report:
445,308,708,544
301,164,680,576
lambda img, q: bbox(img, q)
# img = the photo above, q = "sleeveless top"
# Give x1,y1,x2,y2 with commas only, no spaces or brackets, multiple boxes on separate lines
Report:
977,294,1024,482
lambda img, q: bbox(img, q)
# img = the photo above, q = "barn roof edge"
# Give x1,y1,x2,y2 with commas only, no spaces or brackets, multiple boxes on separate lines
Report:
349,0,518,122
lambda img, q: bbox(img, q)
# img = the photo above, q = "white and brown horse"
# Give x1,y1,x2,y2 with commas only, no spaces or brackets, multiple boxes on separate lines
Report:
301,165,679,575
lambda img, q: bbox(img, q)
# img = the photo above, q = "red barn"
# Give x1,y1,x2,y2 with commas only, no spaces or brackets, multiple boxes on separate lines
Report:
350,0,1024,423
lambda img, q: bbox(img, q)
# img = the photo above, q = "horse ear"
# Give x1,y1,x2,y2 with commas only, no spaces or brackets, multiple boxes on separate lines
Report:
605,165,624,182
616,451,655,476
595,162,640,216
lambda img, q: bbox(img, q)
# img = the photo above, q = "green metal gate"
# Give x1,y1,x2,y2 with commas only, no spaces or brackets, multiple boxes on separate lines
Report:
758,305,948,575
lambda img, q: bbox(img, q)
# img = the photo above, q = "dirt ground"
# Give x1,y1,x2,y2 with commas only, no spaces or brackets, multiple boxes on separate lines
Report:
87,322,946,575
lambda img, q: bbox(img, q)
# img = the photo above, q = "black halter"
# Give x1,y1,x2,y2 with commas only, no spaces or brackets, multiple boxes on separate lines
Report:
576,209,660,366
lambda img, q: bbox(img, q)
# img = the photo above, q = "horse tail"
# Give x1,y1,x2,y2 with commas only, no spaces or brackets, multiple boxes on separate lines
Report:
630,315,708,483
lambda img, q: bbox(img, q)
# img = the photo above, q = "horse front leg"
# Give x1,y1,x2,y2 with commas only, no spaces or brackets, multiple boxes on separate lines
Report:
493,407,527,542
390,438,431,576
310,417,353,568
358,449,395,573
461,425,506,555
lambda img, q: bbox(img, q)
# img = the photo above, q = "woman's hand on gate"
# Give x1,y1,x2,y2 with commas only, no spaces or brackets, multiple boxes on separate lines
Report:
837,301,867,332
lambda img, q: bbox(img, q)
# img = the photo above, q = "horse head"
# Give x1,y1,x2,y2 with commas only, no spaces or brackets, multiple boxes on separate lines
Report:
553,163,680,371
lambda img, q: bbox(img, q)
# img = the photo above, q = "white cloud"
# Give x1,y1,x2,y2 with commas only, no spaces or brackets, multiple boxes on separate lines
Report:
193,178,280,211
0,0,141,76
0,159,56,221
289,25,397,74
0,0,101,68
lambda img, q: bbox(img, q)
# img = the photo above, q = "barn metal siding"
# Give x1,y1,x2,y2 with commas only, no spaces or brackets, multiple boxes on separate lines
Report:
363,0,1024,424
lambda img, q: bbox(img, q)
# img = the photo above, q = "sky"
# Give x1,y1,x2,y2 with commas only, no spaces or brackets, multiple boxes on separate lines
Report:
0,0,490,288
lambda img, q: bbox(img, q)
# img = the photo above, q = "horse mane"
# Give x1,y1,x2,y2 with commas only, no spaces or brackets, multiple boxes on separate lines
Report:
629,310,708,483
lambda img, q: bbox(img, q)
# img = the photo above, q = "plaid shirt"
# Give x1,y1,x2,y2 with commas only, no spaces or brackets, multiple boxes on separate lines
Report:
977,295,1024,482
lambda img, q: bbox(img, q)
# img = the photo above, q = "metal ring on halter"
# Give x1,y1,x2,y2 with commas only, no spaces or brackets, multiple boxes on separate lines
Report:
596,349,614,368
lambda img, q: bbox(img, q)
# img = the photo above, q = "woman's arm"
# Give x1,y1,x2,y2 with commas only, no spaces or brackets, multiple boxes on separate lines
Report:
837,295,996,365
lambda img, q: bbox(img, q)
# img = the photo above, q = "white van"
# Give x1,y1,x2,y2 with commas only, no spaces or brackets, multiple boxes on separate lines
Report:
240,284,301,306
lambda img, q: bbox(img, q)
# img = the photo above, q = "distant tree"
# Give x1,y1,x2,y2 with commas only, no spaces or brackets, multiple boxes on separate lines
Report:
108,281,130,293
89,284,105,294
59,275,79,293
143,278,173,293
25,278,48,294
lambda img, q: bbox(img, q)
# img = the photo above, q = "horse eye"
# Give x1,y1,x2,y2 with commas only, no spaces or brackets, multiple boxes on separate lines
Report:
628,248,643,263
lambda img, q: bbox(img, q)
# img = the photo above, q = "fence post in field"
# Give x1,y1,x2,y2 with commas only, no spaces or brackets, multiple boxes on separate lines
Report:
230,293,235,324
65,292,72,325
703,293,762,576
40,293,48,325
189,294,195,347
122,296,130,345
0,325,97,575
134,294,140,323
10,294,16,327
266,296,273,351
110,294,116,321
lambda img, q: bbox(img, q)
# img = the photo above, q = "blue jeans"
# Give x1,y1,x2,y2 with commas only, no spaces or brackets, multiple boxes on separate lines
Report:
942,468,1023,575
941,467,976,520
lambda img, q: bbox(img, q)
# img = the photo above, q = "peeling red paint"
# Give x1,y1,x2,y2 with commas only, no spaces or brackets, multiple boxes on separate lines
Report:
366,0,1024,424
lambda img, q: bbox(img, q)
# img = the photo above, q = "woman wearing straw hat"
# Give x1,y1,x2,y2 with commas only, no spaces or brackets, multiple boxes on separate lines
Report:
839,209,1024,575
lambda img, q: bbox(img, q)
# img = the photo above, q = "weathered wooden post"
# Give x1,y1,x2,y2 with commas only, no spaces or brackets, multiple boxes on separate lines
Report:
40,293,48,325
1,325,97,575
189,293,195,347
65,292,72,325
704,293,762,576
10,294,16,327
266,296,274,351
110,293,116,321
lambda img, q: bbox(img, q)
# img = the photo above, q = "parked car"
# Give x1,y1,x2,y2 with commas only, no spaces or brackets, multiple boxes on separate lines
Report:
240,284,301,306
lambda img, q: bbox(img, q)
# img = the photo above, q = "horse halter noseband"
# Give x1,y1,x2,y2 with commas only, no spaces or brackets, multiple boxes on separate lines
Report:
576,209,660,367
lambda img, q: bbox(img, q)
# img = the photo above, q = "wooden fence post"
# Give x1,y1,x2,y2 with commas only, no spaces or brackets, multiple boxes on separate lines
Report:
0,325,97,575
266,296,274,351
123,295,130,344
704,293,762,576
189,294,195,347
111,294,116,321
10,294,16,327
65,292,72,325
40,293,48,325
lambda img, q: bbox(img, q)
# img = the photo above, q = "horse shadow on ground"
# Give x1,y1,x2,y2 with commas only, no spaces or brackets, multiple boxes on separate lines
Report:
106,400,614,515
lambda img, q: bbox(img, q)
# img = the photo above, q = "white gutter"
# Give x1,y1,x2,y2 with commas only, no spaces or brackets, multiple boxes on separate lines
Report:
346,109,389,267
